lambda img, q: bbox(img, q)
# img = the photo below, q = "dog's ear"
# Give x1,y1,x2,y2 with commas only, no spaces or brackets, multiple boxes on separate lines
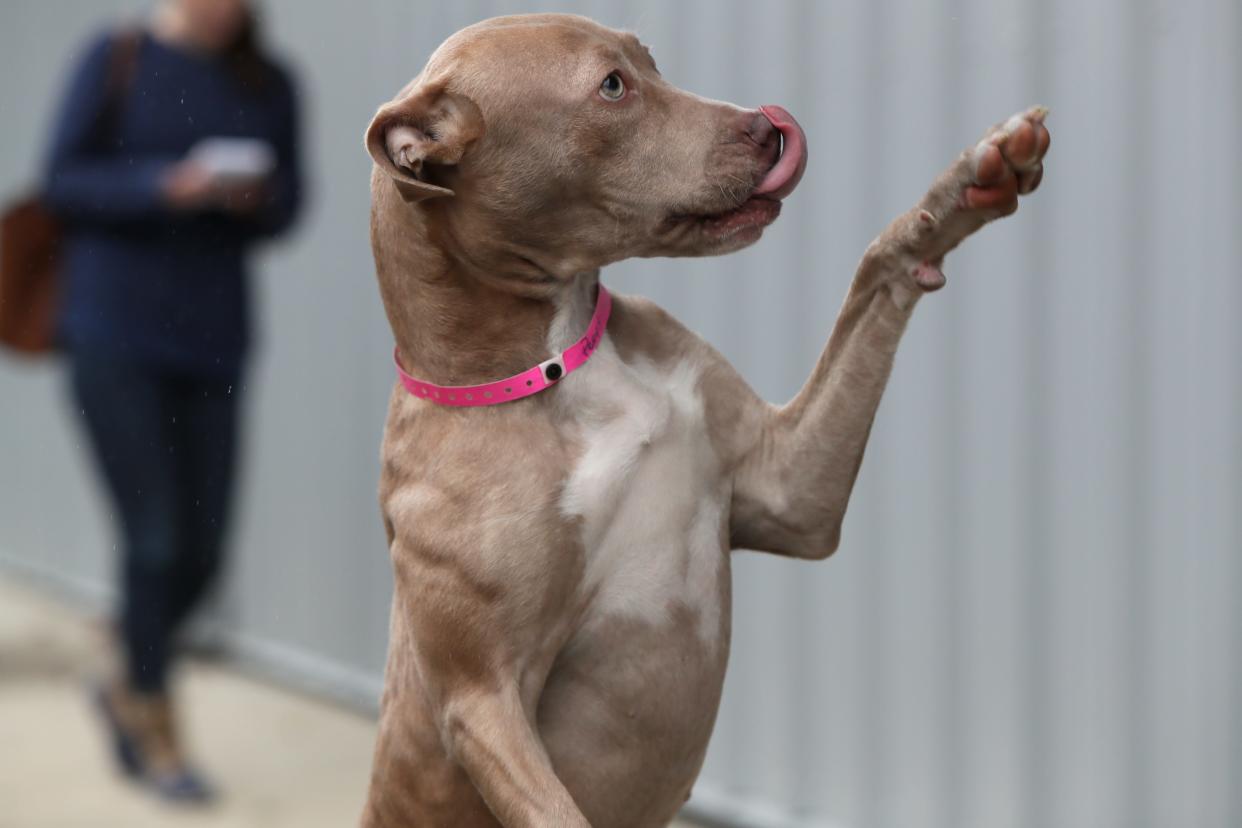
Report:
365,84,484,203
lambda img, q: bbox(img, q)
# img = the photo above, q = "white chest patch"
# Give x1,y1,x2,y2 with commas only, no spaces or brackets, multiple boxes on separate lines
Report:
549,283,727,644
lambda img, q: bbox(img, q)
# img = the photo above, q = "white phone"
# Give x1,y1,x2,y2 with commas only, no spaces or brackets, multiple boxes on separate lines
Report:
187,137,276,183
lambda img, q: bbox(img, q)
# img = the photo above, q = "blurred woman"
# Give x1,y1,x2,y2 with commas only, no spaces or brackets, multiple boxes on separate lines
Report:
43,0,303,802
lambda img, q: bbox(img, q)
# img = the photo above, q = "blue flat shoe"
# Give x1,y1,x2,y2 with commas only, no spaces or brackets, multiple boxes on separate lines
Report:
148,766,216,804
90,681,217,806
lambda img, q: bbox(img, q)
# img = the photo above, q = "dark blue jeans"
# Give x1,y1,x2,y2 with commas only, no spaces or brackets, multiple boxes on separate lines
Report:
69,350,241,693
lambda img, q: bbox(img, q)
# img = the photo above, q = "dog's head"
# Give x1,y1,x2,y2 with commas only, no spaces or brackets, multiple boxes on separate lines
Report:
366,14,807,285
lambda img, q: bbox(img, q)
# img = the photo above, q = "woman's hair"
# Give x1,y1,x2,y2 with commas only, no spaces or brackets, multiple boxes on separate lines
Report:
221,5,277,93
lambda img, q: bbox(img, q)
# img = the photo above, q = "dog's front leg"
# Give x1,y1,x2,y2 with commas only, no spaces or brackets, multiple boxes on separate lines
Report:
380,539,591,828
729,107,1050,558
436,683,590,828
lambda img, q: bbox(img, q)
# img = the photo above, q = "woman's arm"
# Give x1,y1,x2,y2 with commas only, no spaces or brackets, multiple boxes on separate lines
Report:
232,68,305,239
42,32,175,225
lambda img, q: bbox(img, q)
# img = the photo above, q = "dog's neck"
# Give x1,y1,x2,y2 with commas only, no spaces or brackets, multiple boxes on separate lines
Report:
371,180,598,387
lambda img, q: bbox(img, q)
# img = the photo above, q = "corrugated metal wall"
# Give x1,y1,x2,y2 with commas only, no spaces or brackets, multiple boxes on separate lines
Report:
2,2,1240,826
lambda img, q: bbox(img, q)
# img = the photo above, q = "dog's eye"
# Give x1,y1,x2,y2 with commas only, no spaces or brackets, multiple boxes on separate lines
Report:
599,72,626,101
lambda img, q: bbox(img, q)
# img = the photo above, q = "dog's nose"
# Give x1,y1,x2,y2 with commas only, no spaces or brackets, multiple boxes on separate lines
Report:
743,111,779,151
743,111,781,169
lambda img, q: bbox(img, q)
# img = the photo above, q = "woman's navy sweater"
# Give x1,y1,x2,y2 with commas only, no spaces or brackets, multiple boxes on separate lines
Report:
44,30,303,375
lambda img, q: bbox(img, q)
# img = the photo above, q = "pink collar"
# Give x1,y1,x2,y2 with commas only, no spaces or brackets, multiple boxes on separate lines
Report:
395,285,612,407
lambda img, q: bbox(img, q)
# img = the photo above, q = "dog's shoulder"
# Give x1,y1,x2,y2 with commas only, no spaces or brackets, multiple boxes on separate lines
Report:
604,291,770,470
606,291,711,370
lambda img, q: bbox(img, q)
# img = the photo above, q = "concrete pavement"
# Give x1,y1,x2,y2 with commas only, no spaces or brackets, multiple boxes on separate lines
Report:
0,576,700,828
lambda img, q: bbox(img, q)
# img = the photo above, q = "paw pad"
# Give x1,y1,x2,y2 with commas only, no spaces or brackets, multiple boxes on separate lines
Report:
962,106,1049,213
912,261,946,292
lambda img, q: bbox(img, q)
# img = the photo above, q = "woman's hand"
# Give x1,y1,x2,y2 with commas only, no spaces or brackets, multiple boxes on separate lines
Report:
161,162,271,216
160,162,218,211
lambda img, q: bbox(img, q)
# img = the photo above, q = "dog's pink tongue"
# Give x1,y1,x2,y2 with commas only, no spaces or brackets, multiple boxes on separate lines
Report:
754,105,808,200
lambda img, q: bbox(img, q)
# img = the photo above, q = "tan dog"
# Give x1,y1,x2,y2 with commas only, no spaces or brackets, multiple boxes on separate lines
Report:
360,14,1049,828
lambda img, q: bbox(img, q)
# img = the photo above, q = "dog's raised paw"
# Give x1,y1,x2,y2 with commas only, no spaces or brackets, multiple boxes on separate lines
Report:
964,105,1050,213
895,105,1051,279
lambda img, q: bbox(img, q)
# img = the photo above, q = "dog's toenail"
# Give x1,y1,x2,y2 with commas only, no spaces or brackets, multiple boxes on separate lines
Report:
1004,114,1027,133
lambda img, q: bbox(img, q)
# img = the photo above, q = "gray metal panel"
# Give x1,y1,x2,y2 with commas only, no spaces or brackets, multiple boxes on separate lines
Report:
2,2,1239,826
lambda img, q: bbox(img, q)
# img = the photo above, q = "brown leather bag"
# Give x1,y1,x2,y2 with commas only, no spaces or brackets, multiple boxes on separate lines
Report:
0,29,143,356
0,200,62,353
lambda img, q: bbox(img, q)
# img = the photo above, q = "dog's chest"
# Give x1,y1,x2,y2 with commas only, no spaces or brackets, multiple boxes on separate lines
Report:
555,343,729,645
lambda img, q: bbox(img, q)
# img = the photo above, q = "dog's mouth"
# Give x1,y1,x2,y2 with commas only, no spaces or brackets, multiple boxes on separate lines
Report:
671,105,808,240
753,105,808,200
677,197,784,239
